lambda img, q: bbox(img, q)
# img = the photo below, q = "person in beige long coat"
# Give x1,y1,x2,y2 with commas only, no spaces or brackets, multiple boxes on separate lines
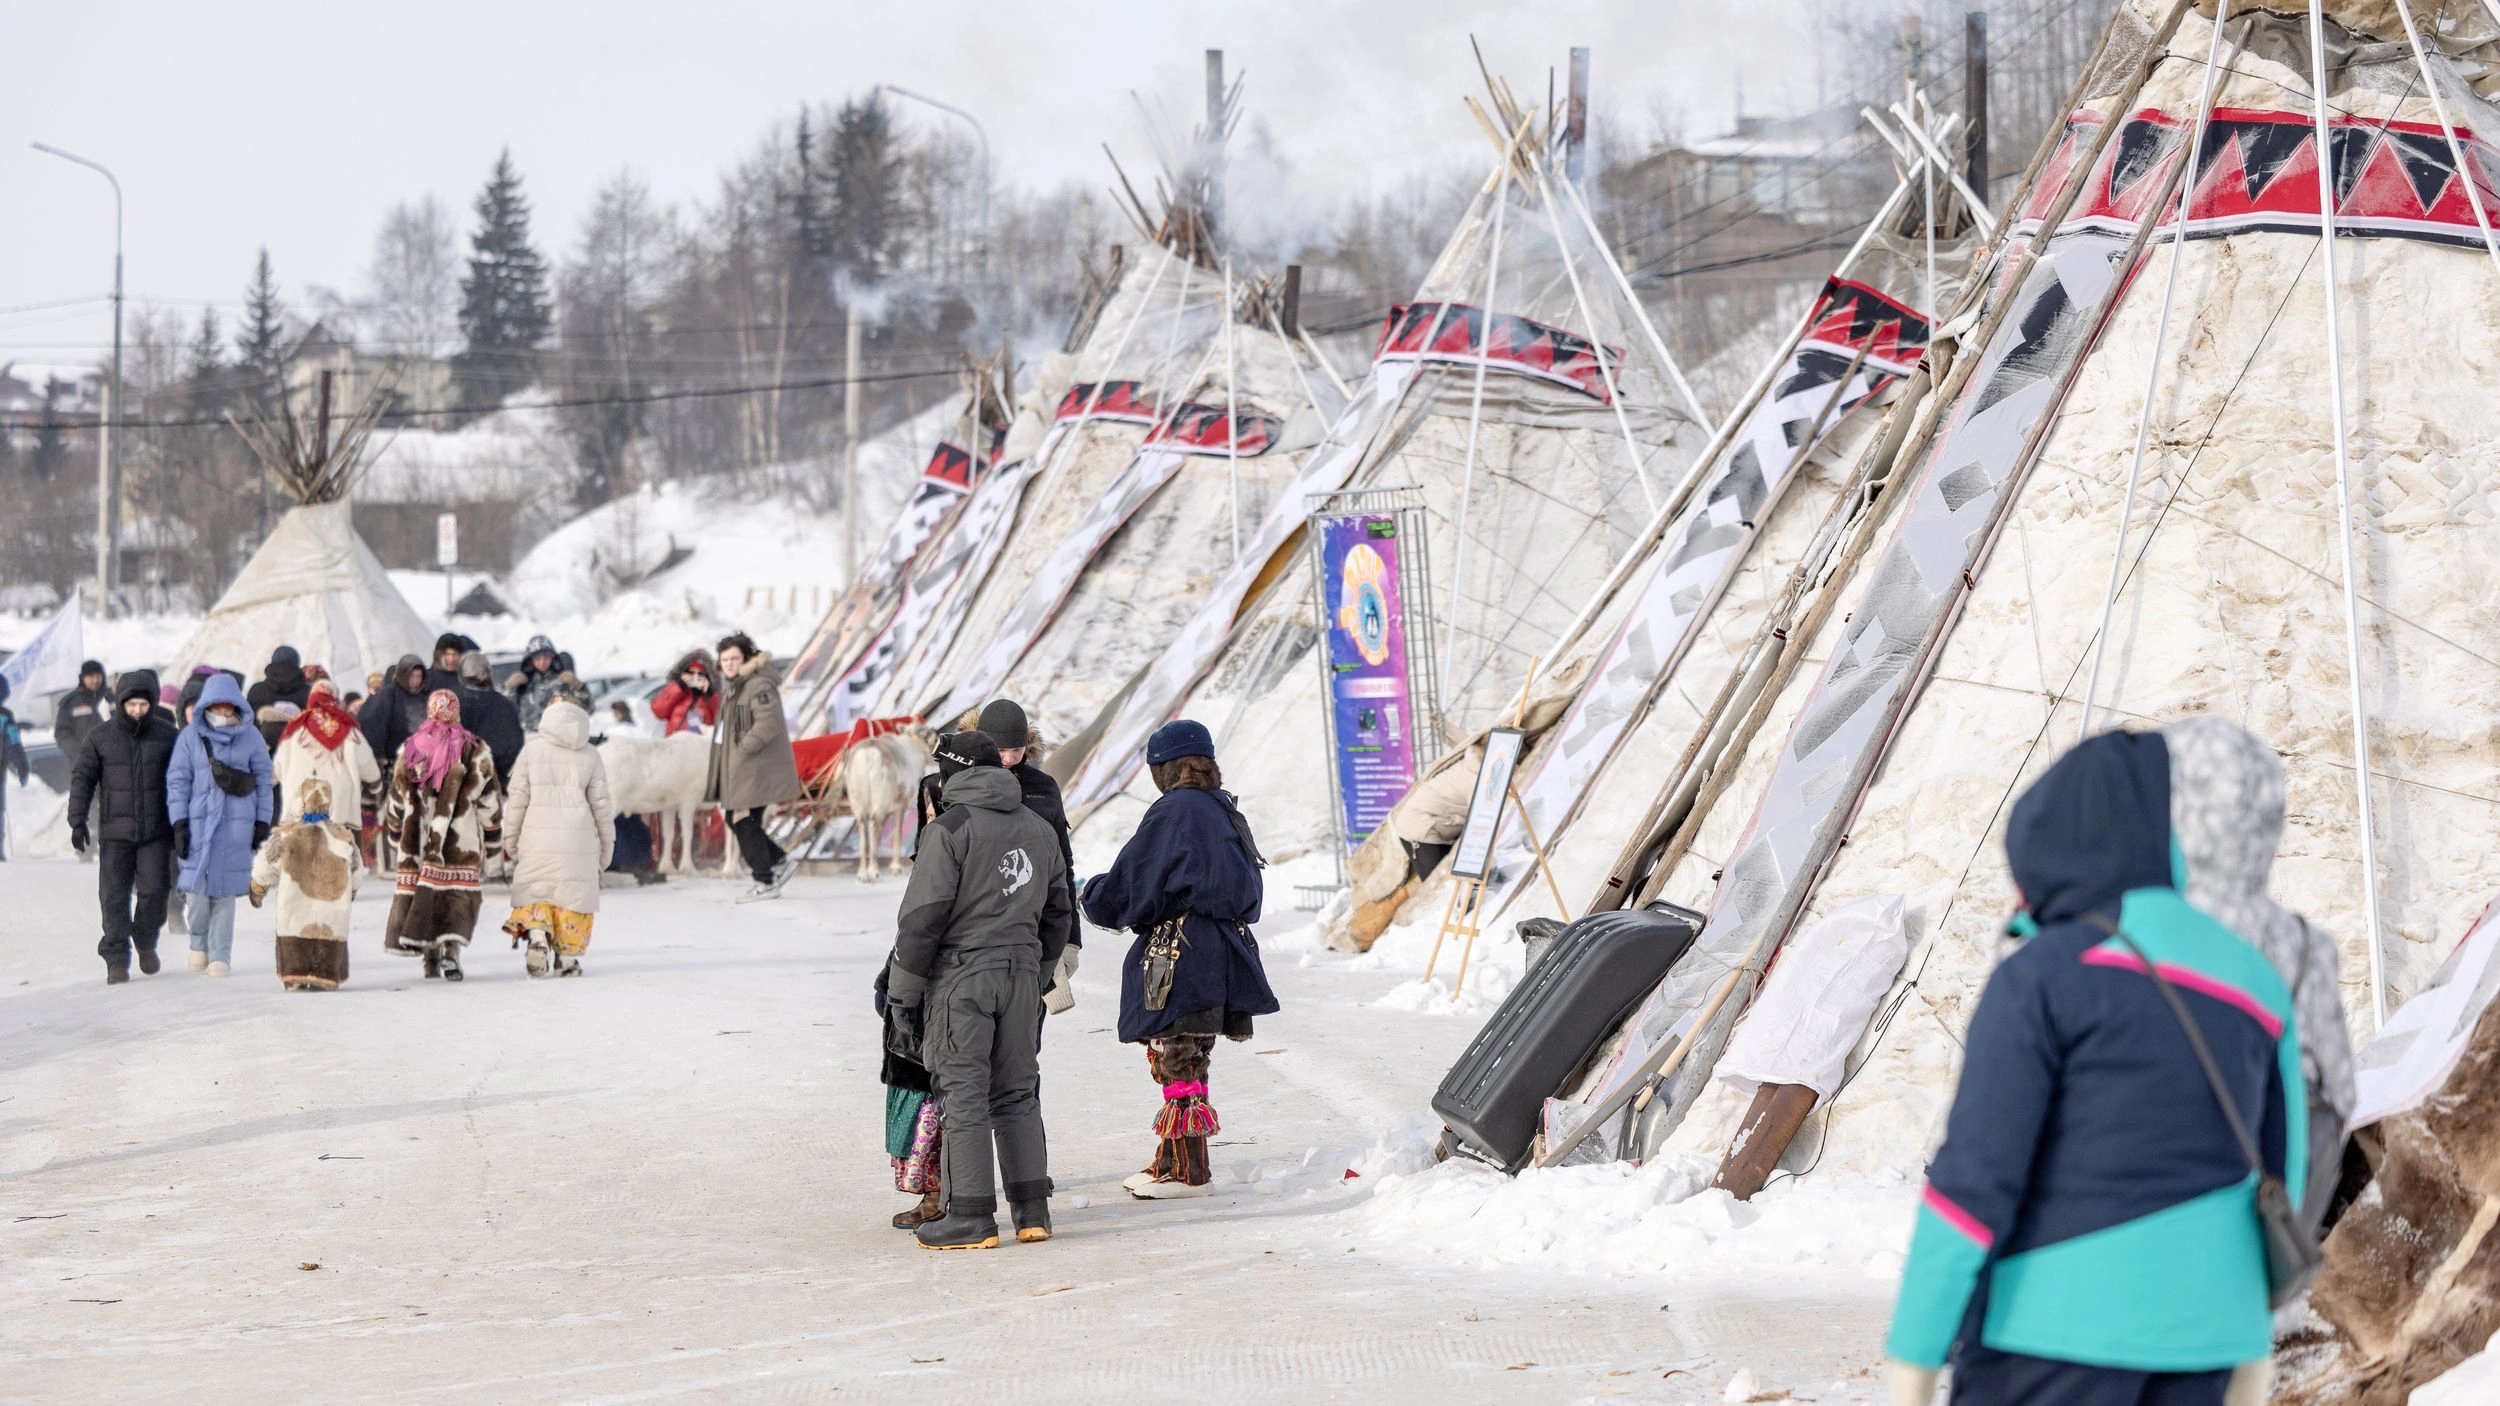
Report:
702,632,802,903
501,698,615,978
272,678,381,825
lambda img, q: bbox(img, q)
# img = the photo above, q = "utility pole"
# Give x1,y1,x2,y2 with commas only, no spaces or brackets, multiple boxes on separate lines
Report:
1964,11,1991,204
1205,49,1226,249
314,370,333,466
1566,48,1591,185
33,142,122,619
842,298,863,586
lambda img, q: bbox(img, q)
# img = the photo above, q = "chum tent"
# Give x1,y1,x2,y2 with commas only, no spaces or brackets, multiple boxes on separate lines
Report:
1053,73,1716,865
1320,94,1990,953
169,375,430,690
1449,5,2500,1388
856,81,1348,749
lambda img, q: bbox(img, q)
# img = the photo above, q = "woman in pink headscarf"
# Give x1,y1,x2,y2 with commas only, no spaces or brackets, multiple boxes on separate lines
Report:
380,689,504,981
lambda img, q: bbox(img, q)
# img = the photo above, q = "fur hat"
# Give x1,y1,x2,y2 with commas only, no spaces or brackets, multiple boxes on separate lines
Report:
977,698,1031,750
1146,718,1215,765
934,730,1001,779
457,650,494,687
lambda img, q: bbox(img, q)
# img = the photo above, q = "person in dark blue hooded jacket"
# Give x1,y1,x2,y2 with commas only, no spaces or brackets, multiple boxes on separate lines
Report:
1885,729,2303,1406
1079,719,1279,1199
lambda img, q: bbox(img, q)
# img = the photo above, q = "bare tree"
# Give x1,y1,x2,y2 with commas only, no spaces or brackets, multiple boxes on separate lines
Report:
365,195,461,357
556,169,679,508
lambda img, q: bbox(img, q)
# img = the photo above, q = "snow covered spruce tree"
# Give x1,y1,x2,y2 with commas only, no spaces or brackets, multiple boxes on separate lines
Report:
453,149,553,415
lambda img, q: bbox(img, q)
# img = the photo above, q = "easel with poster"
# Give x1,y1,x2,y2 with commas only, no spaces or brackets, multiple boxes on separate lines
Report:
1422,663,1569,996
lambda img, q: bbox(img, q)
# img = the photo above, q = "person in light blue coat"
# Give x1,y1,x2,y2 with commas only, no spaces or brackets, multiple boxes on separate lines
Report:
165,673,274,976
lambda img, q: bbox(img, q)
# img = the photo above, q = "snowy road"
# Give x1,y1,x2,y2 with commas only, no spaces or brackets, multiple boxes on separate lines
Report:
0,859,1890,1404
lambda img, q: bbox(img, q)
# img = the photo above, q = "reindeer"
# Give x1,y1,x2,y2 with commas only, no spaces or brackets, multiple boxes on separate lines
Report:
831,725,934,881
596,733,715,875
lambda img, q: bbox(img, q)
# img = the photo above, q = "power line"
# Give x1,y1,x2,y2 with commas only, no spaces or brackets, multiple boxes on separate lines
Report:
0,362,969,433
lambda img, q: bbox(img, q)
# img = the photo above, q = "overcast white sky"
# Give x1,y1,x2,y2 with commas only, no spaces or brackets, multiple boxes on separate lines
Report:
3,1,1834,367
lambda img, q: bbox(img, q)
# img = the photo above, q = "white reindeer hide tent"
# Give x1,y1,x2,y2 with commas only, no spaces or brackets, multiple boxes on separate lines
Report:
864,254,1220,729
969,281,1341,746
1547,0,2500,1194
1059,101,1698,862
170,375,429,691
781,370,1011,738
169,500,432,692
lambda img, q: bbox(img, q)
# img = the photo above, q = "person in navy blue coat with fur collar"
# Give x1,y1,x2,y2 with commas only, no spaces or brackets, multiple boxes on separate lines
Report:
1079,719,1279,1200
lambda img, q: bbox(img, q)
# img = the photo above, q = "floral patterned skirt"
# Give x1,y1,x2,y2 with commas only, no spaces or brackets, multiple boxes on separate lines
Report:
502,902,594,955
887,1088,943,1194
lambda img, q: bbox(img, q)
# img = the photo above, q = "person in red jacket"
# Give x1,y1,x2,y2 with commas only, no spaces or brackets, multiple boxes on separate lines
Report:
650,651,719,737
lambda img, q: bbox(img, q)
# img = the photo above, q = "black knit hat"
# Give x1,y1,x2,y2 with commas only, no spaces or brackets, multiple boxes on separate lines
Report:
977,698,1031,750
934,730,1001,779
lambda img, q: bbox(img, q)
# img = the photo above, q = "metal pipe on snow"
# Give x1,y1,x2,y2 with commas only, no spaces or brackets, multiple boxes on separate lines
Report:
1440,156,1511,706
2307,0,2390,1026
2080,0,2233,739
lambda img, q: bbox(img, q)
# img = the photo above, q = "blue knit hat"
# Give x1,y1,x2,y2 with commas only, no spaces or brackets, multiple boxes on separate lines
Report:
1146,718,1215,765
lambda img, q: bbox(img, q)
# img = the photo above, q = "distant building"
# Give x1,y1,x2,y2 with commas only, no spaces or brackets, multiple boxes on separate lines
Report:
286,320,456,418
0,362,104,449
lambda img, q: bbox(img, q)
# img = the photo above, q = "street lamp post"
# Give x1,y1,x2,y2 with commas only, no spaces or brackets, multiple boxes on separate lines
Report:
33,142,123,619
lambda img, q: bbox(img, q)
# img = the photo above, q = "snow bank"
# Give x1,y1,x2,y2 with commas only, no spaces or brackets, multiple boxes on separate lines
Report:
488,406,958,678
1355,1147,1915,1284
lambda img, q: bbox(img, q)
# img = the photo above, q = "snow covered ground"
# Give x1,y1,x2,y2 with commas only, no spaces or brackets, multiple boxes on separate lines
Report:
0,854,1897,1404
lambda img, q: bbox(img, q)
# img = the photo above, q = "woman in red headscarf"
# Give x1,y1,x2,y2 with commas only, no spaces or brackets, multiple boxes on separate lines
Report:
380,689,504,981
273,677,381,825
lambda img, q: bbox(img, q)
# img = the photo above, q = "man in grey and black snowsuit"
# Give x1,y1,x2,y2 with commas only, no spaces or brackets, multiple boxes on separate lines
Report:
883,730,1073,1251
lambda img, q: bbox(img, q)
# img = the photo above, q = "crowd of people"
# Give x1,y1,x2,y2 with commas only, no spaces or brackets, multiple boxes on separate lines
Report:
32,626,1293,1235
47,627,817,986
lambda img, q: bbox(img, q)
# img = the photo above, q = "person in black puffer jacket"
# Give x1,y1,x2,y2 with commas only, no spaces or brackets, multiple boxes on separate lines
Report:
69,669,182,983
247,645,314,750
359,655,431,768
455,651,523,786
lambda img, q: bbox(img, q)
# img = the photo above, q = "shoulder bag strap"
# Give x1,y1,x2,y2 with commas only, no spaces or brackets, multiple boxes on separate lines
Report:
2081,912,2267,1179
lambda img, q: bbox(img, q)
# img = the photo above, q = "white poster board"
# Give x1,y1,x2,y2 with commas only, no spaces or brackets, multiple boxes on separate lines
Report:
2352,897,2500,1128
1448,727,1525,881
435,512,459,568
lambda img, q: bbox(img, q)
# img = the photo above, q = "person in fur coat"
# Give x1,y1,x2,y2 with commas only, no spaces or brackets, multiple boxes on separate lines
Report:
381,690,503,981
499,697,615,978
273,678,380,825
1079,719,1277,1199
249,776,360,990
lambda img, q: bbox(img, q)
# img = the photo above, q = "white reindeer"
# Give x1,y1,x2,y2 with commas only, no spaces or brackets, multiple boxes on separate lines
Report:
597,733,715,875
832,727,933,882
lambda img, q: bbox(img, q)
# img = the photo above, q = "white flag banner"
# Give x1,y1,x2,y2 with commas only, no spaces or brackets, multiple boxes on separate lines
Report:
1,587,86,704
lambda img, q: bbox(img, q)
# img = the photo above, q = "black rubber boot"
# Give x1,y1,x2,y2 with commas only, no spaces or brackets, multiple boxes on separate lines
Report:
1010,1199,1052,1243
914,1212,1000,1251
104,961,130,985
136,947,161,976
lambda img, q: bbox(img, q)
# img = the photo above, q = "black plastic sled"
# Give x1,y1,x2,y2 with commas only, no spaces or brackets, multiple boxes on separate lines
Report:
1430,899,1704,1172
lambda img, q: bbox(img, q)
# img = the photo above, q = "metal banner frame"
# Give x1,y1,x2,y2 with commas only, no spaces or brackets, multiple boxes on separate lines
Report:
1304,485,1442,877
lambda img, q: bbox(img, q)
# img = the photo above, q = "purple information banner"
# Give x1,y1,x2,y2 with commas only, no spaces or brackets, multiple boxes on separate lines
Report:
1320,512,1418,849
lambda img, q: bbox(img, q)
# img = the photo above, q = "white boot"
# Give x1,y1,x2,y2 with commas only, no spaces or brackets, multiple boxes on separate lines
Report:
525,931,552,978
1128,1178,1213,1200
188,950,209,973
205,961,231,977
